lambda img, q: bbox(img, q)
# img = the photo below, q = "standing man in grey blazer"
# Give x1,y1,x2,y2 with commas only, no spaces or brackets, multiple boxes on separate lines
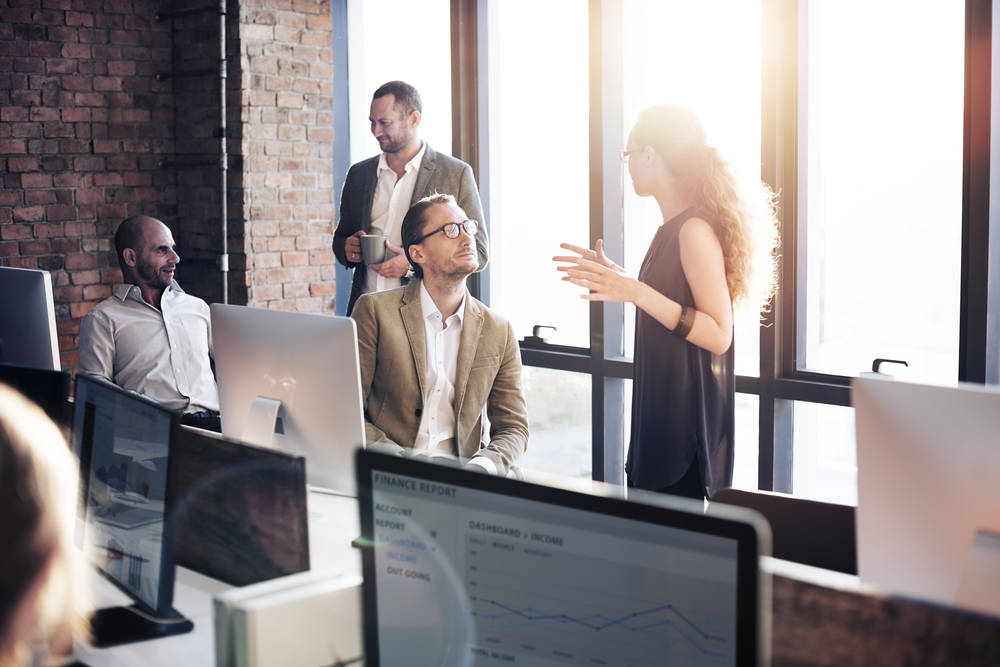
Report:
333,81,489,315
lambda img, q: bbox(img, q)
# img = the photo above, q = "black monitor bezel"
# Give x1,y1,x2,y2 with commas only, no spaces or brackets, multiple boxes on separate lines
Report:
171,425,310,586
0,362,72,435
73,373,184,619
356,449,765,667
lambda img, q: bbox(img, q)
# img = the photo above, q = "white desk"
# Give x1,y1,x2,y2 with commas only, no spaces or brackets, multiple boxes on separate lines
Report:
69,469,609,665
72,491,362,667
68,483,1000,667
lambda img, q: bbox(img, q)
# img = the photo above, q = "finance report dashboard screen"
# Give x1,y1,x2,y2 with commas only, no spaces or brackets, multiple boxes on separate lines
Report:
358,454,760,667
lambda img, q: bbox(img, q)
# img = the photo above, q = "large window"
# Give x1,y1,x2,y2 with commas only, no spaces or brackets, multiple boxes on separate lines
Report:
516,368,592,477
788,0,966,503
481,0,592,478
444,0,995,500
345,0,453,164
484,0,590,349
797,1,965,385
478,0,766,485
621,0,763,381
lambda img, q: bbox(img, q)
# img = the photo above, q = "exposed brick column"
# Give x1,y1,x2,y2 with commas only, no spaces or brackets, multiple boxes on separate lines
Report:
231,0,336,312
0,0,176,369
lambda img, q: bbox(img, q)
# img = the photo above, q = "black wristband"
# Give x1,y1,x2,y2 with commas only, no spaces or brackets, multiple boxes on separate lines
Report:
673,304,694,339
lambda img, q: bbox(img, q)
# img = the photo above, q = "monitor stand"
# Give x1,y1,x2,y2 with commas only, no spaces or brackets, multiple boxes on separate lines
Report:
241,396,282,448
89,604,193,647
242,397,327,518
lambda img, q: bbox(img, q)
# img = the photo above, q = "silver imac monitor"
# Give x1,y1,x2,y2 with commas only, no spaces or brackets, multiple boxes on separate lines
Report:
854,376,1000,617
211,303,366,496
0,266,61,370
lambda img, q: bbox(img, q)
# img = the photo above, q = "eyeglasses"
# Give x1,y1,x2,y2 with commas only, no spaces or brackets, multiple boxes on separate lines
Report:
619,150,633,164
414,219,479,244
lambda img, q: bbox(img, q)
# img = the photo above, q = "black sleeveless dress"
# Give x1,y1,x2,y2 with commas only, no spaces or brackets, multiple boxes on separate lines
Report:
624,208,735,497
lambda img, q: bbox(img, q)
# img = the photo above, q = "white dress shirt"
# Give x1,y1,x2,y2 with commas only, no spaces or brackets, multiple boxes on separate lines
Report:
414,282,497,475
362,141,427,296
77,282,220,413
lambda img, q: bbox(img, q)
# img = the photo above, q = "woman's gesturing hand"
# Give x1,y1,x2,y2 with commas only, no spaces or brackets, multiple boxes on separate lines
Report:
553,239,645,304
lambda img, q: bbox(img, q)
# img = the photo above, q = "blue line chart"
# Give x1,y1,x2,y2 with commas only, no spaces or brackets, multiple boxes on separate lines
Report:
475,597,729,658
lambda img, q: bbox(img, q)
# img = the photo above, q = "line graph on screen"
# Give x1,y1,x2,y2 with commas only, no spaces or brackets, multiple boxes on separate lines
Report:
466,538,735,666
476,596,728,655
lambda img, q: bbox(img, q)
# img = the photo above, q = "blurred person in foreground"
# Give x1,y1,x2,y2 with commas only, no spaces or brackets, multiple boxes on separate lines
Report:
555,104,779,500
0,383,88,666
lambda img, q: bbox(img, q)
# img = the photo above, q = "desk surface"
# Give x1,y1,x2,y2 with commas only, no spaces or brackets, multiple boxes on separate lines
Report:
72,491,361,667
72,490,1000,667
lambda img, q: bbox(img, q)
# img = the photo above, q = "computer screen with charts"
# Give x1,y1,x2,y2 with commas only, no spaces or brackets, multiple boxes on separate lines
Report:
356,450,770,667
73,374,191,645
212,303,366,496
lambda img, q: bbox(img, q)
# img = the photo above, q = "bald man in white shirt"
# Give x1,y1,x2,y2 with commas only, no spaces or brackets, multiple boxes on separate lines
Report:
78,215,221,431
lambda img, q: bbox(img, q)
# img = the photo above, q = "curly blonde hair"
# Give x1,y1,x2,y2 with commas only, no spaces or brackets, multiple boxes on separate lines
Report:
631,104,779,312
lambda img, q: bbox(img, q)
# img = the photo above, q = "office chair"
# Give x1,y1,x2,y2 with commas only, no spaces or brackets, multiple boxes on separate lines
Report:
711,487,857,575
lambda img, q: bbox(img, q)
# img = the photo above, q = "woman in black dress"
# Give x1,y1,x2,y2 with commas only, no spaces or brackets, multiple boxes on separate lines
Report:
555,104,778,500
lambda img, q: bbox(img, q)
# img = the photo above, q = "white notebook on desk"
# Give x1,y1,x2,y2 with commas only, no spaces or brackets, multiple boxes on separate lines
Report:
214,570,362,667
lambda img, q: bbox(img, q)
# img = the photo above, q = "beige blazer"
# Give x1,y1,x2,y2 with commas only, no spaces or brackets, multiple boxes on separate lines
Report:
351,280,529,476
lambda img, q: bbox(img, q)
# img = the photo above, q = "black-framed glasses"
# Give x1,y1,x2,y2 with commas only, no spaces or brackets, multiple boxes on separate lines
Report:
414,219,479,244
619,150,633,164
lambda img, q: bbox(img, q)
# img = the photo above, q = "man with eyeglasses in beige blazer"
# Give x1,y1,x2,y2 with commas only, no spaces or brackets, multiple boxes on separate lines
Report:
351,194,528,477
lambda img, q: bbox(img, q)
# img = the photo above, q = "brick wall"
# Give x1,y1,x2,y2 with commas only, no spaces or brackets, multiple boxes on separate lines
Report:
233,0,336,311
0,0,338,369
0,0,177,369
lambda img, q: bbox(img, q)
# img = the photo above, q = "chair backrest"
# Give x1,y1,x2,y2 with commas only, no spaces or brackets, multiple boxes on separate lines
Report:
711,487,857,575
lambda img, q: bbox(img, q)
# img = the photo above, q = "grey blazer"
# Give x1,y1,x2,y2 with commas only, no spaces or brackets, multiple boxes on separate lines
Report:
332,143,489,314
351,280,528,477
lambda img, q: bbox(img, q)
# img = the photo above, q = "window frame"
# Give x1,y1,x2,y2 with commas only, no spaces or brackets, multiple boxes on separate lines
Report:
449,0,999,493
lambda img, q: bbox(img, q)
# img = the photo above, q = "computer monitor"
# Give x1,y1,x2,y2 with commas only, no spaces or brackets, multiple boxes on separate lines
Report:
172,425,310,587
356,450,771,667
211,303,366,496
0,266,61,370
854,377,1000,617
72,374,193,646
0,362,72,434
